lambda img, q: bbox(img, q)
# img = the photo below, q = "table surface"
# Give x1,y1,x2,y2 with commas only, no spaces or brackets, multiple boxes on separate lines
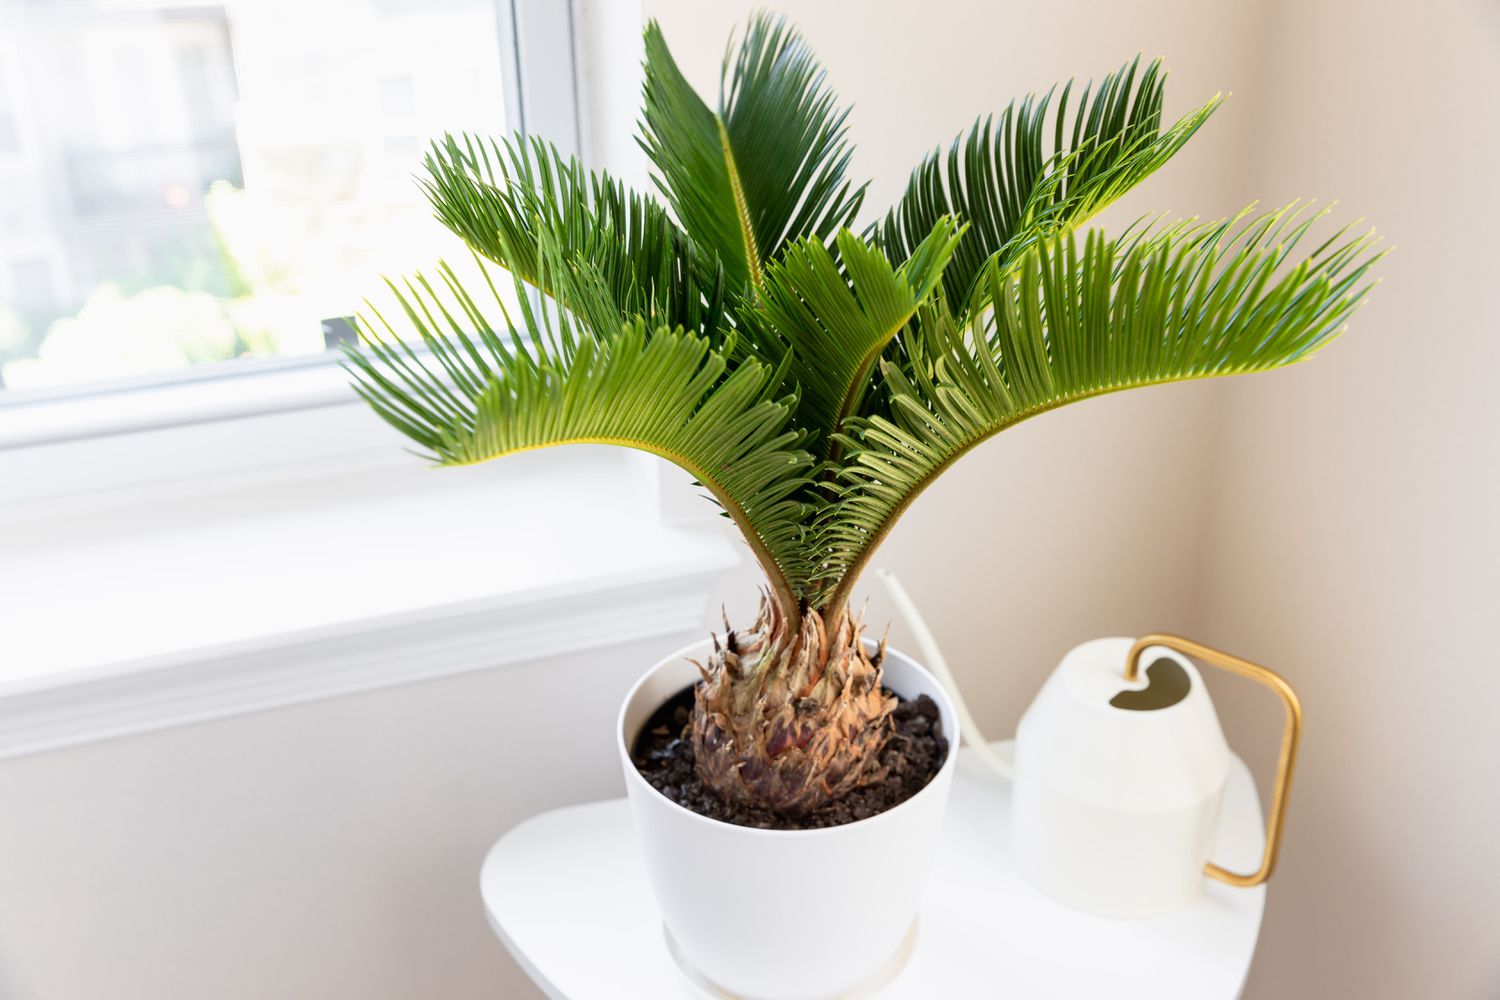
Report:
481,741,1266,999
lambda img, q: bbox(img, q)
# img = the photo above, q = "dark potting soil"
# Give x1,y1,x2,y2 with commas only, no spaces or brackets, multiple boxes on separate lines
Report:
630,685,948,831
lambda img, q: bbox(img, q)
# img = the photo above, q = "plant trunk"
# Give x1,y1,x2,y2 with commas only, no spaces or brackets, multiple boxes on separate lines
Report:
690,595,896,816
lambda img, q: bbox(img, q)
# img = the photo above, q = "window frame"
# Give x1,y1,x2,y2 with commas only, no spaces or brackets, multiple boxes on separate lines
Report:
0,0,590,506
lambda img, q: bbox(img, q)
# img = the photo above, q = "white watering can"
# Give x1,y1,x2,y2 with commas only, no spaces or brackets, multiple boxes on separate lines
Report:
878,569,1302,918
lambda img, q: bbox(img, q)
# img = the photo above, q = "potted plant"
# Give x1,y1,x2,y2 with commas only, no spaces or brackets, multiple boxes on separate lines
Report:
346,13,1379,998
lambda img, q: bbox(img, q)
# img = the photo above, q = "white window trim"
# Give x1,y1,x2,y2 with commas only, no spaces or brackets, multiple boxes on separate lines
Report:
0,509,737,760
0,0,592,493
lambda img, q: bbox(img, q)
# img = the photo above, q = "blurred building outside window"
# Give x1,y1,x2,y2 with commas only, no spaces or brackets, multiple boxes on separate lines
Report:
0,0,510,394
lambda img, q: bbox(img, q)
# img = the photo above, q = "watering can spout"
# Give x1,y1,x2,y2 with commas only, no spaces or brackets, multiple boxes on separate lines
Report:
875,568,1014,781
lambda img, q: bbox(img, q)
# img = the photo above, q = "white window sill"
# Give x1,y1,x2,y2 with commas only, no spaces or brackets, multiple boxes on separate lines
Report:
0,447,738,759
0,353,356,449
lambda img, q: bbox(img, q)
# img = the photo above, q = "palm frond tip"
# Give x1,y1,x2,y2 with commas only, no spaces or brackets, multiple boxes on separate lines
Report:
818,204,1382,611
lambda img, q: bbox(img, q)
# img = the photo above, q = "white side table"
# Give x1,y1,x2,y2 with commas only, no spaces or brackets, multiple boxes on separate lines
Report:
482,742,1266,999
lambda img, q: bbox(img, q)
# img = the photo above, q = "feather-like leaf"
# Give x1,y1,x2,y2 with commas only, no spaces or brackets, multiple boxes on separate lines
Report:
640,13,866,293
750,217,965,453
343,264,818,607
819,204,1384,611
347,18,1384,625
421,133,728,343
875,56,1222,316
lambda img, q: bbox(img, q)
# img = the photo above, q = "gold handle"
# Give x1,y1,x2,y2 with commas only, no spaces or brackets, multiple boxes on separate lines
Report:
1124,634,1303,889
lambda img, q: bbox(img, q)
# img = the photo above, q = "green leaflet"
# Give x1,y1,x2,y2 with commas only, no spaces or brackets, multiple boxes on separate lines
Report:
422,133,728,345
640,13,866,295
816,204,1383,612
751,217,965,455
874,56,1222,319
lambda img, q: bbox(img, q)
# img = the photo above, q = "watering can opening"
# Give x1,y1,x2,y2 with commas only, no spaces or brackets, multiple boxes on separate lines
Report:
1109,657,1192,711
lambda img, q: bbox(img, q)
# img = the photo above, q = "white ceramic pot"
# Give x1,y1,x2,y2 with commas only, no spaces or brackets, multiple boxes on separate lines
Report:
618,638,959,1000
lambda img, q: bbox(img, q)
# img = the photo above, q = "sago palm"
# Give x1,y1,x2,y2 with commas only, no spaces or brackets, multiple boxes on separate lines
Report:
346,14,1381,817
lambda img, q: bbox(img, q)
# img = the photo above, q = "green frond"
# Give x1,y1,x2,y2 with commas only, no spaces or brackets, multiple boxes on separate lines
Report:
819,204,1383,612
348,17,1384,628
874,56,1222,317
751,216,965,454
641,13,866,293
420,133,727,342
343,264,817,609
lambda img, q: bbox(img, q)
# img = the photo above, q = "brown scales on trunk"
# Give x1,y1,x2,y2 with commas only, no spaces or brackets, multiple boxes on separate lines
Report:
690,595,896,816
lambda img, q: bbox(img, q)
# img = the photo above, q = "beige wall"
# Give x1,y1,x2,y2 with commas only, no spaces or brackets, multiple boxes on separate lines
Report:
0,632,700,1000
1194,1,1500,997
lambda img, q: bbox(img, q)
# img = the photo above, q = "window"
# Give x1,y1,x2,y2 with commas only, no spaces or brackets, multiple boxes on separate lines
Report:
0,69,19,156
0,0,519,395
0,3,712,723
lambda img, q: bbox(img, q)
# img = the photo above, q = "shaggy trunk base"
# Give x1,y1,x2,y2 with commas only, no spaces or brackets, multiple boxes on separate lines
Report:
690,596,896,816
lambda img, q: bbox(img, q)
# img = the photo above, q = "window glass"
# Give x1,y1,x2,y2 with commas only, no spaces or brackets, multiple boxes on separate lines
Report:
0,0,508,392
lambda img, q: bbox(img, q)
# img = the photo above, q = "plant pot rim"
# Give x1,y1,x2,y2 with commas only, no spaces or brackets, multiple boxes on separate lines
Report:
617,634,961,839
